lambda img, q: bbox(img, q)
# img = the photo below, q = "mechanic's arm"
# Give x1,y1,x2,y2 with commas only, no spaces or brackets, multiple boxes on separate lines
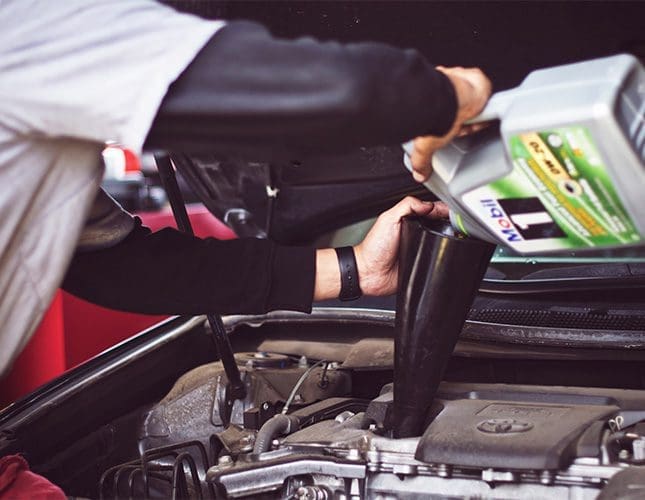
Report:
144,20,489,165
62,198,444,315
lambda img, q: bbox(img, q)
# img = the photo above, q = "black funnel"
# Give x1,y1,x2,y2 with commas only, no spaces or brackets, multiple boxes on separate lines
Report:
393,217,495,438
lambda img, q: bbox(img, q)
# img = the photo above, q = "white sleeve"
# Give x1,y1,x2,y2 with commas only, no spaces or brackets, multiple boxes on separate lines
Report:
0,0,226,154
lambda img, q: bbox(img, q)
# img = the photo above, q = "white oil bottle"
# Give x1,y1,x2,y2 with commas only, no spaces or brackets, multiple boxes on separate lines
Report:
405,54,644,254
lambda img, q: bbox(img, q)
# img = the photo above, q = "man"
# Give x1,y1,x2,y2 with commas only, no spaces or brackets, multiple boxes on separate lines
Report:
0,0,490,375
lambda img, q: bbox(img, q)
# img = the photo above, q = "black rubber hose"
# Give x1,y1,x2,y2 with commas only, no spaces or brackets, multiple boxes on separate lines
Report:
253,414,300,455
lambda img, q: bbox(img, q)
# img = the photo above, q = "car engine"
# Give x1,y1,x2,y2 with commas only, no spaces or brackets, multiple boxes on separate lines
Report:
95,216,645,499
96,351,645,500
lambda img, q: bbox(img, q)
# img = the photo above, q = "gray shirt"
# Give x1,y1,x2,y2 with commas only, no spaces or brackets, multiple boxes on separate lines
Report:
0,0,225,376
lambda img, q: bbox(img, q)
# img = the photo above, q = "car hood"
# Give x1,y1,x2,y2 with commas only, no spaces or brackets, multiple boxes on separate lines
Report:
165,0,645,350
167,149,645,353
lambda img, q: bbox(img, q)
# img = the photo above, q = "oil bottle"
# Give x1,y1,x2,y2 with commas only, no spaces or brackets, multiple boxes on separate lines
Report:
405,54,644,254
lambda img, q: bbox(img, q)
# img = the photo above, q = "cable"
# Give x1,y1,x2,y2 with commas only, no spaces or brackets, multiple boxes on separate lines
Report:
281,359,328,415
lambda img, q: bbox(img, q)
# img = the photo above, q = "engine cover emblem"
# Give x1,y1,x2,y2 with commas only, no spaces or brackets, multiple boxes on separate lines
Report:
477,418,533,434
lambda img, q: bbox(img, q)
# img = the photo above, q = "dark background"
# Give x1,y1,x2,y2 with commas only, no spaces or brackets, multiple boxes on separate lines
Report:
165,1,645,91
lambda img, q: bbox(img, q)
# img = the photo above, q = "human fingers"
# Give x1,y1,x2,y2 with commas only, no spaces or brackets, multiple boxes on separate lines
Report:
361,197,433,255
456,121,490,137
410,136,441,182
426,200,449,219
387,198,448,221
383,196,435,221
355,197,434,296
409,67,491,183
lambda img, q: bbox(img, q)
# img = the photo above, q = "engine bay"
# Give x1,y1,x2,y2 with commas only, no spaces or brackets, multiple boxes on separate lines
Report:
97,352,645,499
4,310,645,499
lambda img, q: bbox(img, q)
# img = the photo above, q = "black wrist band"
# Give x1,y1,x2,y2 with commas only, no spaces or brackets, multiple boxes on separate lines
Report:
335,246,362,301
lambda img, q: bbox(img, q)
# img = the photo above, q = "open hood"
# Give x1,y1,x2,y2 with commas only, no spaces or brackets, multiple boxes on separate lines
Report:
160,0,645,354
166,142,645,354
170,147,427,244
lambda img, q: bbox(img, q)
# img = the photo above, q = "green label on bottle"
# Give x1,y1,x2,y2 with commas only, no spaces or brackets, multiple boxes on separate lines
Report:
462,126,641,253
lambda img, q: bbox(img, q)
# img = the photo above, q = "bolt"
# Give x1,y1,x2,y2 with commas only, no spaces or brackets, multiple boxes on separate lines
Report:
216,455,234,470
334,411,355,424
540,470,555,485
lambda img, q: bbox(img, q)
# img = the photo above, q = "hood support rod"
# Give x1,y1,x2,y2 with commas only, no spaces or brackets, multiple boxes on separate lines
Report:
155,154,247,408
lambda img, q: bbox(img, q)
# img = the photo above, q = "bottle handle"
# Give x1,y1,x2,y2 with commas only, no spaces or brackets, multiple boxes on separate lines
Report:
402,140,453,184
402,88,514,177
403,88,514,157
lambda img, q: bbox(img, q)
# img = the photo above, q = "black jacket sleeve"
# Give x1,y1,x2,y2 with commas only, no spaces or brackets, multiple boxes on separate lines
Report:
66,22,458,315
62,219,315,315
145,20,457,155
